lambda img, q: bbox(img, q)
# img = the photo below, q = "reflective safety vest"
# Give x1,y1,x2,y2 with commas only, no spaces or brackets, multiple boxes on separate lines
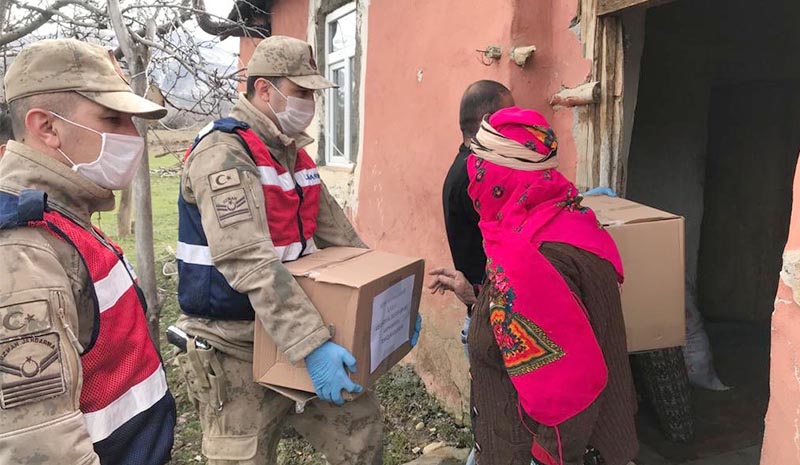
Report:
0,189,175,465
176,118,321,320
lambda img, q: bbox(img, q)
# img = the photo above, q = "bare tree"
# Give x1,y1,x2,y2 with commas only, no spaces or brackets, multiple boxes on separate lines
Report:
0,0,268,348
0,1,268,112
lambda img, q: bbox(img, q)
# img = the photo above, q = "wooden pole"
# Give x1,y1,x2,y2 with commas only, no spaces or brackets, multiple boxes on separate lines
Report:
597,0,676,16
110,0,161,349
132,69,161,350
133,20,161,351
549,81,601,107
117,187,133,237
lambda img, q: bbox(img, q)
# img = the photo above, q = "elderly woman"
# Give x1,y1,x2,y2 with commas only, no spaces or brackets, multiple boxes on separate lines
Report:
429,108,638,465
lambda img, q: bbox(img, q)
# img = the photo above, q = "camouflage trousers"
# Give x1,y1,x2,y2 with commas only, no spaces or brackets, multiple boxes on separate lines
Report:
176,343,383,465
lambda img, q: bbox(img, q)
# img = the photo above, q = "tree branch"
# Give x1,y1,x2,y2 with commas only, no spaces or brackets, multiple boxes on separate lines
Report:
17,4,100,28
0,0,13,34
129,29,213,87
192,0,269,39
108,0,134,59
122,1,262,34
0,0,100,46
113,7,191,60
17,0,105,17
2,0,240,118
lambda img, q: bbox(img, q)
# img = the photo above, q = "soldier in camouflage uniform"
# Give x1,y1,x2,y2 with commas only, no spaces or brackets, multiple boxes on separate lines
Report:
0,39,175,465
173,36,385,465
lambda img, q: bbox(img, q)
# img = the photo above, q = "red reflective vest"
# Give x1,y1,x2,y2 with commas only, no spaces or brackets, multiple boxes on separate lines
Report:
5,190,175,464
235,127,321,260
178,119,320,265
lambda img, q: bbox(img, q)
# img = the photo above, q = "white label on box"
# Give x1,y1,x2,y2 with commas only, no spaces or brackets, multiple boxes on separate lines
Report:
370,275,415,373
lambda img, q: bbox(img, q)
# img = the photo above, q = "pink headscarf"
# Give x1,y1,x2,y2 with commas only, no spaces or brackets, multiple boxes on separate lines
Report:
468,108,624,431
490,107,558,156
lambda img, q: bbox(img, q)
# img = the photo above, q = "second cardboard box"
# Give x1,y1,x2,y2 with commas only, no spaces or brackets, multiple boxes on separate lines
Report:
582,196,686,352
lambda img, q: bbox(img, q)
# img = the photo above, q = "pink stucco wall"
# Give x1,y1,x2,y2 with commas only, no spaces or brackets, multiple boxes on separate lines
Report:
509,1,592,181
354,0,591,414
761,158,800,465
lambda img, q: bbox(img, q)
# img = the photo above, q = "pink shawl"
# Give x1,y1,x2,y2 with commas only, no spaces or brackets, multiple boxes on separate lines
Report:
468,107,624,427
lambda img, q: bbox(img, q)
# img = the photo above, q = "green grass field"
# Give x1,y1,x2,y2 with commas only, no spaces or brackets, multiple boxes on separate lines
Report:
101,152,181,263
100,150,469,465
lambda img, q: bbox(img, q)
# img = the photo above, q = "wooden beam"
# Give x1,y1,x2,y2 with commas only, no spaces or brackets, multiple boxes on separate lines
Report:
550,81,601,107
597,0,676,16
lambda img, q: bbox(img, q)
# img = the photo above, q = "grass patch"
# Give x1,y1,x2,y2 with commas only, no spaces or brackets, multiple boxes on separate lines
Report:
101,151,204,464
99,151,181,257
101,142,468,464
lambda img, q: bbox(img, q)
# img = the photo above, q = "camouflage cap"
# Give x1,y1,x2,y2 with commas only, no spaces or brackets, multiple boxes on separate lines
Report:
4,39,167,119
247,36,336,90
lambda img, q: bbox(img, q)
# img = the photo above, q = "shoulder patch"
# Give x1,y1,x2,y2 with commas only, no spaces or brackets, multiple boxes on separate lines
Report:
1,297,52,341
0,332,65,409
209,168,242,192
213,188,252,227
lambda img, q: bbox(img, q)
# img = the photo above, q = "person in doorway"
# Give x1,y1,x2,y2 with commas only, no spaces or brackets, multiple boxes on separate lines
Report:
0,39,176,465
429,107,638,465
0,102,13,157
174,35,417,465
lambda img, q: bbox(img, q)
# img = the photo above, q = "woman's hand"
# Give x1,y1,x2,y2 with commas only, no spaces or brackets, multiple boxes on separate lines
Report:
427,267,478,306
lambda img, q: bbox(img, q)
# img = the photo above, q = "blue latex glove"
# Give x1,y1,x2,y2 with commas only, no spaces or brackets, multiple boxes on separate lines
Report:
584,186,618,197
305,341,362,405
410,314,422,347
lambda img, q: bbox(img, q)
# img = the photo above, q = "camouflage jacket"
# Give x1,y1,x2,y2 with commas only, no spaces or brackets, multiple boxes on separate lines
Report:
0,141,113,465
176,96,366,364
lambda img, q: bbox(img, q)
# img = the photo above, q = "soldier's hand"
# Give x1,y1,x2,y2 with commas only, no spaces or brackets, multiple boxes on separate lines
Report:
410,314,422,348
305,341,363,405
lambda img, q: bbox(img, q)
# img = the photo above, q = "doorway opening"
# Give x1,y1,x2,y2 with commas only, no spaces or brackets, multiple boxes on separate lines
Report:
625,0,800,461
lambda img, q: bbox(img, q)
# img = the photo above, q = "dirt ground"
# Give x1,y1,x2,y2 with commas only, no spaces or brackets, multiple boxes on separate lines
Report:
144,126,196,165
165,324,472,465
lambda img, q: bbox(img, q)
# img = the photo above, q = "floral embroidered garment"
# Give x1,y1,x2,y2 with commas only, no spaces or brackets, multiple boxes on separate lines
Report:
467,107,624,427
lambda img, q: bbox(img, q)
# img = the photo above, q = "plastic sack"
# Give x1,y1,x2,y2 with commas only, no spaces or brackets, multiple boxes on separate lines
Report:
682,296,730,391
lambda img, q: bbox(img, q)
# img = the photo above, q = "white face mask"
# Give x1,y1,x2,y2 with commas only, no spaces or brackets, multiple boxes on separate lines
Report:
267,83,316,135
52,112,144,190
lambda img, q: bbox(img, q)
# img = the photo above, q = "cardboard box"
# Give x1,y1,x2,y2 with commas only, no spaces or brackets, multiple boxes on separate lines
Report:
254,247,424,396
581,196,686,352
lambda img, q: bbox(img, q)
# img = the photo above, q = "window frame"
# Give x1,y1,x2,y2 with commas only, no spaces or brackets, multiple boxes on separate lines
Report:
324,2,357,167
